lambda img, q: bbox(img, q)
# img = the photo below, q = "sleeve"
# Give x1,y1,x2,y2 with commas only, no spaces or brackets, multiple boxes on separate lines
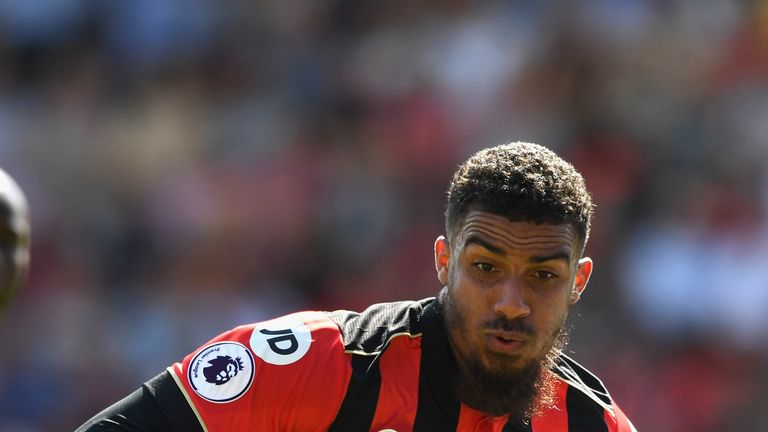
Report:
167,311,352,432
74,370,202,432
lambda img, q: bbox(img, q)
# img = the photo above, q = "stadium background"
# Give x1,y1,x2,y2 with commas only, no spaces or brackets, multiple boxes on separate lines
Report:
1,1,767,430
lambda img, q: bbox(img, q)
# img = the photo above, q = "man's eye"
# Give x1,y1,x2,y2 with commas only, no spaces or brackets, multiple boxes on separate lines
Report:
533,271,556,280
474,262,496,273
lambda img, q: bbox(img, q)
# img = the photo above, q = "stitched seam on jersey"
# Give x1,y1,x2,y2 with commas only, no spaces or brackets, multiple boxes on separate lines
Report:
167,366,210,432
343,331,423,356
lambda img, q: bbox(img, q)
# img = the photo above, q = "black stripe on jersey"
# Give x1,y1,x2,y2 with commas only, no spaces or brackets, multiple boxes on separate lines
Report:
326,298,431,431
413,299,461,432
566,384,609,432
327,299,429,353
327,354,381,432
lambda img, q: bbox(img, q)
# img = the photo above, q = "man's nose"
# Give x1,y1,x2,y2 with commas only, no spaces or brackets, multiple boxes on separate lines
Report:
493,277,530,320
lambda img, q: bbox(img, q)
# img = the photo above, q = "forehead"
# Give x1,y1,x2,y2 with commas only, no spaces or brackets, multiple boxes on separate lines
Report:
456,211,578,257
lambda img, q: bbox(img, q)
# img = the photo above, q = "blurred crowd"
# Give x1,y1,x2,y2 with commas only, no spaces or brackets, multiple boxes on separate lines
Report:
1,0,767,430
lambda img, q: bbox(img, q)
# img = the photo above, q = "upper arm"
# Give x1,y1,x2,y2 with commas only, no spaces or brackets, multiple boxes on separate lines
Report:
169,312,352,431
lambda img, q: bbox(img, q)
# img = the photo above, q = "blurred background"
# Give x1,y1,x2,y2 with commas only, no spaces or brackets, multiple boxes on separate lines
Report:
0,0,767,430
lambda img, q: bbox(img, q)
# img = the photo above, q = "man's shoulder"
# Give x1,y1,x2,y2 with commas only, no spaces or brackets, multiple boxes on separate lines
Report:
551,353,616,411
551,352,638,429
552,353,613,407
326,297,434,354
535,354,637,431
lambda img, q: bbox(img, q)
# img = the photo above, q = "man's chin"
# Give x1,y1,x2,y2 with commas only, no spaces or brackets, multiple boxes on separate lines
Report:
455,352,553,418
484,349,530,369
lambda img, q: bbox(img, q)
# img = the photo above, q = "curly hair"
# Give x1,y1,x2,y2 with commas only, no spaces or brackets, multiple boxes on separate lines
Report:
445,142,593,254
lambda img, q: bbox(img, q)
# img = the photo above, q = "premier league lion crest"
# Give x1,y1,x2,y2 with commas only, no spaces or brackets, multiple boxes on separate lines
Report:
188,342,255,403
203,355,244,385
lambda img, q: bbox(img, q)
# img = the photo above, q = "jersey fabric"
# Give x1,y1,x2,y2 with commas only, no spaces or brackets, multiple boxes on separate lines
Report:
166,295,636,432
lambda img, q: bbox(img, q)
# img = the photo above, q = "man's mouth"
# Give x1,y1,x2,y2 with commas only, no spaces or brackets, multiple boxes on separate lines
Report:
485,331,527,354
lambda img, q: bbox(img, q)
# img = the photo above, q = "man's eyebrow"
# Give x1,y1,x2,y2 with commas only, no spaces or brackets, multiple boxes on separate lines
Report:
463,235,506,256
529,251,571,265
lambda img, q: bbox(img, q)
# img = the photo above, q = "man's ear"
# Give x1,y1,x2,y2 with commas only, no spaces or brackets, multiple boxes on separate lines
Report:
571,257,593,304
434,236,451,286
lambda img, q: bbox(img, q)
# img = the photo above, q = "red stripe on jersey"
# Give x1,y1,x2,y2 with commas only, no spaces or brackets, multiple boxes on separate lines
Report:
456,404,509,431
531,377,569,431
369,335,422,432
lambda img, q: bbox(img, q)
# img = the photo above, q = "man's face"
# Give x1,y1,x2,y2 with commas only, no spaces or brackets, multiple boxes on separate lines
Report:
434,210,592,416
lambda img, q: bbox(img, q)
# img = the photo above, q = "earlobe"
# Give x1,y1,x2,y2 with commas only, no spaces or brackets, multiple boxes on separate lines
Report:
434,236,450,286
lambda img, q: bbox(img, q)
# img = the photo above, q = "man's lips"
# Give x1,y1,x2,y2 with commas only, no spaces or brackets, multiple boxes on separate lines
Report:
484,330,528,353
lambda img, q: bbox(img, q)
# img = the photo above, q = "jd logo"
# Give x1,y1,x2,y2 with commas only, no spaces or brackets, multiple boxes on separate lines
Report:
250,316,312,365
203,355,244,385
259,328,299,355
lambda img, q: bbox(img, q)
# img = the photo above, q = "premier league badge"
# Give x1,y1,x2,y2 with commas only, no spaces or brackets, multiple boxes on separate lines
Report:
188,341,255,403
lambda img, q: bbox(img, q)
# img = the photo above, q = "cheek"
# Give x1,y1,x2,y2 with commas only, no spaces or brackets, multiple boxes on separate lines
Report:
531,280,575,314
448,273,483,320
445,282,480,341
535,300,570,341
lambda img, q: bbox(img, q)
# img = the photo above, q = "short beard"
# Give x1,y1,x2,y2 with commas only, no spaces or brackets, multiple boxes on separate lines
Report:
440,290,569,420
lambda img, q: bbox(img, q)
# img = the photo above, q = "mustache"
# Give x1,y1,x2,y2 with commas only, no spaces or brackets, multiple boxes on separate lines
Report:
482,317,535,335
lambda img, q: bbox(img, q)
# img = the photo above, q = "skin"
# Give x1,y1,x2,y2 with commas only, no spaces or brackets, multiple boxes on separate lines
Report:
435,210,592,380
0,169,30,311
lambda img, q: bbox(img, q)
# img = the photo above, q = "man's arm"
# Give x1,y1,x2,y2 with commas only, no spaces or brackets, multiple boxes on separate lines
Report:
76,311,351,431
76,371,203,432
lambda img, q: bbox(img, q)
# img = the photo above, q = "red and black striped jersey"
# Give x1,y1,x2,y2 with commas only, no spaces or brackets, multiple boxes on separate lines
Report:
165,296,636,431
